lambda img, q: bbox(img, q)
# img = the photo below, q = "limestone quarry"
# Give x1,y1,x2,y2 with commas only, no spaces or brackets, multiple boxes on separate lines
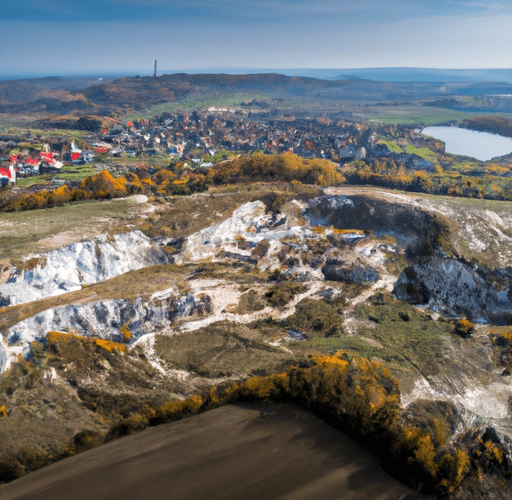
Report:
2,185,512,497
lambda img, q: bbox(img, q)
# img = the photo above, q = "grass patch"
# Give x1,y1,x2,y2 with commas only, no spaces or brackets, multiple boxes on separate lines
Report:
377,140,403,153
16,166,97,188
403,144,437,160
123,91,272,119
0,198,136,260
155,322,294,377
289,292,452,378
283,298,342,338
360,106,491,125
353,293,451,376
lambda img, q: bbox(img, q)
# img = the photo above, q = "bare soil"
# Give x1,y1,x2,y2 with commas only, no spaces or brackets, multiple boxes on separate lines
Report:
0,403,423,500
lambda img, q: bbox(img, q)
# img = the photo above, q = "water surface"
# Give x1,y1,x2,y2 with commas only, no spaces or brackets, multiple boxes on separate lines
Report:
422,126,512,161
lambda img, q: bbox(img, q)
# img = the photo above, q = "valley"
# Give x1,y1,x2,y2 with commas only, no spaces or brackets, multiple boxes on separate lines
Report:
2,72,512,498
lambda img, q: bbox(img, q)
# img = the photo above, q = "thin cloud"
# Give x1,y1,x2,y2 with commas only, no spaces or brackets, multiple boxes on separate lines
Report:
449,1,510,12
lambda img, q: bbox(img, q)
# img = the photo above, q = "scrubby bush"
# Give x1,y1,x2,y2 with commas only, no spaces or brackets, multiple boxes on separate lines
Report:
211,152,345,186
284,298,342,338
455,318,475,338
15,447,52,473
152,395,204,425
264,280,303,307
119,325,132,342
251,240,270,258
0,457,25,482
72,430,104,453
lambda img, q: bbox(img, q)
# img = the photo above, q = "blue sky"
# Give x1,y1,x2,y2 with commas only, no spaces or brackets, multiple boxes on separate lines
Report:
1,0,512,76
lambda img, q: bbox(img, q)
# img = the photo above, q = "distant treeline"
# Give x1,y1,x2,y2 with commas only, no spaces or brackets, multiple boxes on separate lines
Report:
0,153,344,212
344,159,512,200
462,116,512,138
4,151,512,213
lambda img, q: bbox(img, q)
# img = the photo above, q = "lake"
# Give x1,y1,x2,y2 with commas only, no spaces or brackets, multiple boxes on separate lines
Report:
421,126,512,161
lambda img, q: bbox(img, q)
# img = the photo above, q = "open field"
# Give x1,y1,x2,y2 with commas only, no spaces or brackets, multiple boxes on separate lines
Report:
0,403,421,500
357,105,512,126
124,91,274,120
0,198,136,260
16,166,97,188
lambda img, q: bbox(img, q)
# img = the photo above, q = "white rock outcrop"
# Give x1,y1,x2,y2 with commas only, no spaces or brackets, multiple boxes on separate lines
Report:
0,231,169,306
179,200,317,268
2,292,211,373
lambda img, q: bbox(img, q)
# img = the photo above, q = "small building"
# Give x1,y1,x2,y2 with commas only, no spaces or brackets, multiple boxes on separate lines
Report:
0,164,16,185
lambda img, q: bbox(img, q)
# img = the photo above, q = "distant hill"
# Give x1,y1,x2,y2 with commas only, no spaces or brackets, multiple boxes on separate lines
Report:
256,67,512,83
1,71,512,117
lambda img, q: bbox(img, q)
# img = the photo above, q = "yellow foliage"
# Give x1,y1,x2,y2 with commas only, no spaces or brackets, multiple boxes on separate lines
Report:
29,341,43,351
433,417,449,447
483,440,503,465
455,318,474,336
242,377,279,399
119,324,132,342
311,352,349,370
46,330,80,345
0,405,7,418
94,338,127,353
172,177,189,185
436,449,470,495
412,433,438,478
156,395,203,422
141,404,156,420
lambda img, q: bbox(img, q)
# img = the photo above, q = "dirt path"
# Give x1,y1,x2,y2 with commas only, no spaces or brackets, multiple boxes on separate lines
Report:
179,279,327,332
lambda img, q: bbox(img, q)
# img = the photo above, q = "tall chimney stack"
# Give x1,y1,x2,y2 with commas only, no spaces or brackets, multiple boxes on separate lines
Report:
154,60,157,77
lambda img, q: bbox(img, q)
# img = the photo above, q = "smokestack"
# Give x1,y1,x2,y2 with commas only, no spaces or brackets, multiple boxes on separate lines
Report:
154,60,157,78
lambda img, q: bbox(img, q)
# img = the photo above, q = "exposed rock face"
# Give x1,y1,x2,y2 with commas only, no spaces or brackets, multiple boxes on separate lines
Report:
0,231,170,306
394,254,512,324
305,195,437,247
2,292,212,372
178,199,325,276
179,200,309,265
321,261,380,284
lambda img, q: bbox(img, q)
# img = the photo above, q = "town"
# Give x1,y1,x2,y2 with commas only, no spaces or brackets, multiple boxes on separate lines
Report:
0,110,446,188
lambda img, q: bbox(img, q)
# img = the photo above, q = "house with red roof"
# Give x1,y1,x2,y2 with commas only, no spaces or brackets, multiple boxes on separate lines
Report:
0,164,16,185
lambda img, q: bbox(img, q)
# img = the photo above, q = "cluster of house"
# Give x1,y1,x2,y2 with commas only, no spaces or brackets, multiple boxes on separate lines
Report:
3,141,99,180
0,164,16,186
98,112,438,171
97,113,380,164
0,112,441,186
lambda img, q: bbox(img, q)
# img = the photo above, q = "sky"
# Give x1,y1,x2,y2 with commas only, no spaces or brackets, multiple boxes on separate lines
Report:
1,0,512,76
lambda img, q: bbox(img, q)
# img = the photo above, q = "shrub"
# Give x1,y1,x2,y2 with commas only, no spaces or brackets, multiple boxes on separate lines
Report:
72,430,104,452
120,324,132,342
0,457,25,483
284,298,342,338
455,318,475,338
251,240,270,258
152,395,204,425
15,447,52,473
95,338,127,353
